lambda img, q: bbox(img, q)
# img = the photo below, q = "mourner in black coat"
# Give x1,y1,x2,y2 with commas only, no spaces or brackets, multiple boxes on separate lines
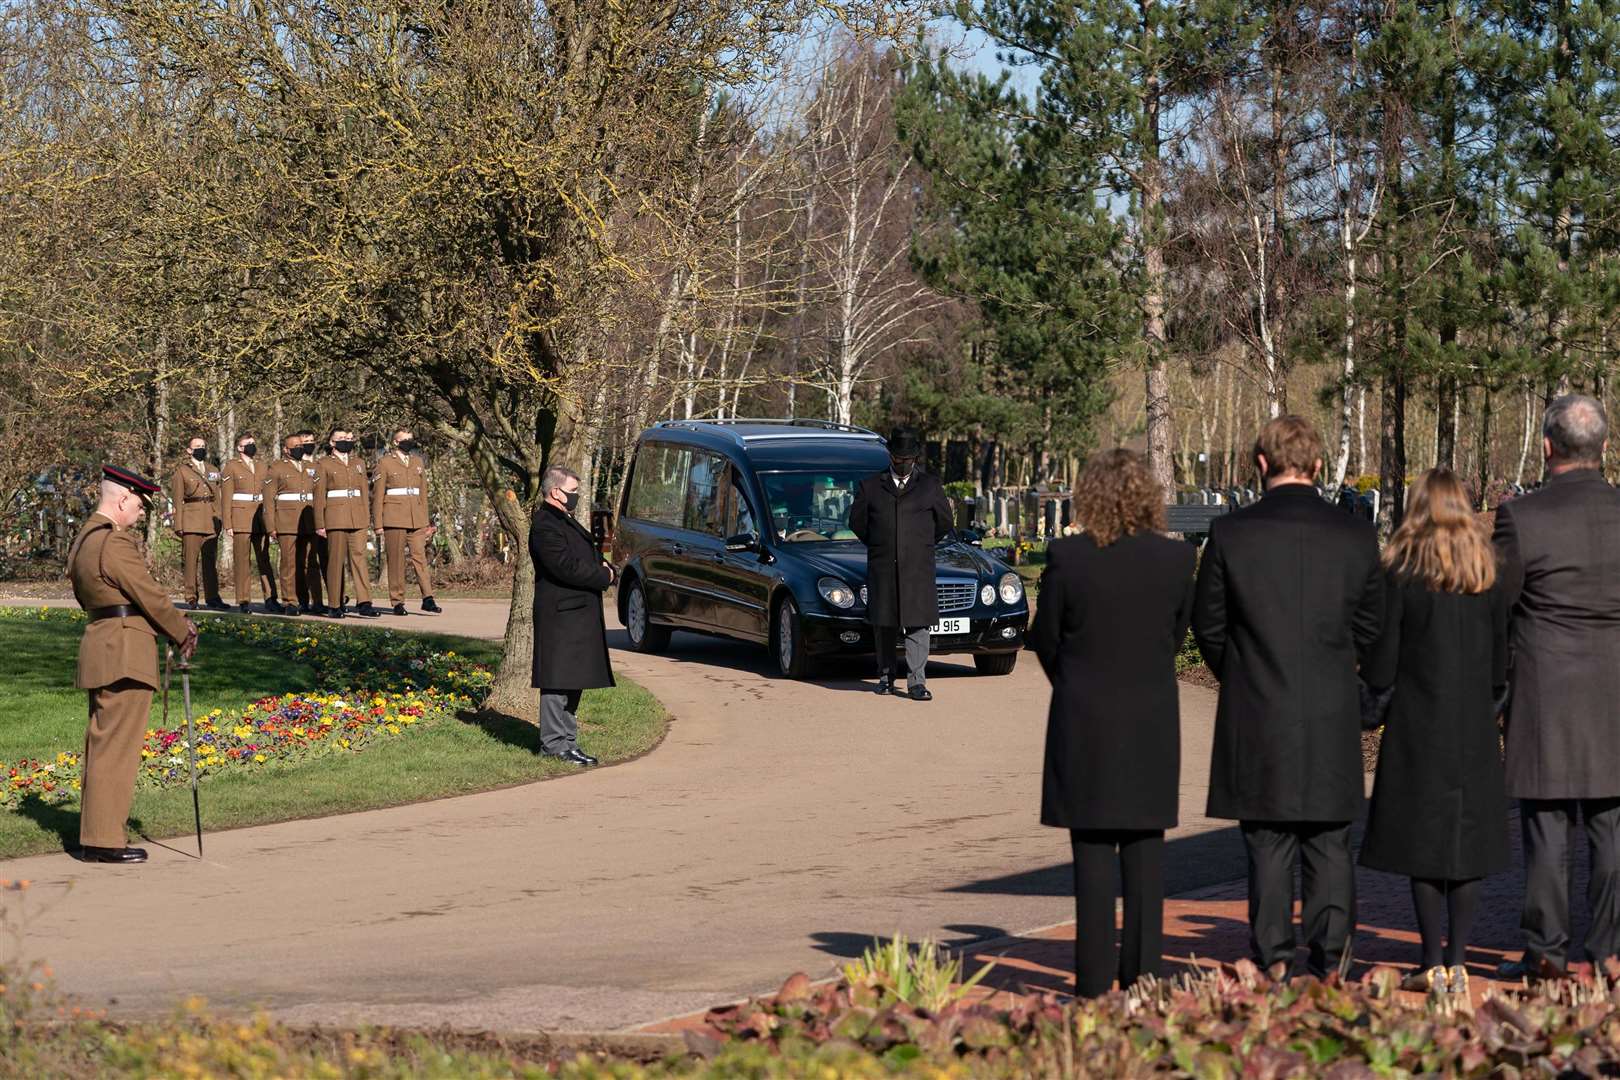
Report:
848,428,953,699
1192,416,1382,979
1356,467,1512,993
1032,483,1196,999
529,469,614,766
1493,394,1620,978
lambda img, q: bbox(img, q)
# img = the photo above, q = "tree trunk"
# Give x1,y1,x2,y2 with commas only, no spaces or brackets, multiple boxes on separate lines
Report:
486,547,537,719
1379,369,1407,533
1476,385,1493,509
1140,6,1174,493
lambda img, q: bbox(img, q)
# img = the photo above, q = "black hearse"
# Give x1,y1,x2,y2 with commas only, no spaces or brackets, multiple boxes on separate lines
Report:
610,419,1030,678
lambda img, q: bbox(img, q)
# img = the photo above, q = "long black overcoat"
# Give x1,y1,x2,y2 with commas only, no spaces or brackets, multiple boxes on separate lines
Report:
1494,468,1620,799
529,502,615,691
1193,484,1384,822
1359,572,1510,879
848,470,953,628
1032,532,1197,831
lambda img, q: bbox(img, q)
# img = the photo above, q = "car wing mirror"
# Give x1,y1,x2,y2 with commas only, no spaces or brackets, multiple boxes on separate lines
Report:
724,531,760,553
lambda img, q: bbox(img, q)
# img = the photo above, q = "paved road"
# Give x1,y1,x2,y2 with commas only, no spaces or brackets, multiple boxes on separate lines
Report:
0,598,1224,1032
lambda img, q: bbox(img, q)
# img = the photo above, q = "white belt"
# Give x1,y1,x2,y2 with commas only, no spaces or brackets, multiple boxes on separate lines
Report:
276,493,314,502
231,493,262,502
327,489,361,498
385,487,421,496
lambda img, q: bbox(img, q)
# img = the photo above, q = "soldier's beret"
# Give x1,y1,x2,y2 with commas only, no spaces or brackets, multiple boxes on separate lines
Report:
103,464,161,496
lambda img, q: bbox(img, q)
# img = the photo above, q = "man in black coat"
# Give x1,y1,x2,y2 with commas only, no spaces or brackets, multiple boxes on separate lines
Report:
1494,394,1620,981
529,464,615,767
849,427,953,701
1193,416,1383,980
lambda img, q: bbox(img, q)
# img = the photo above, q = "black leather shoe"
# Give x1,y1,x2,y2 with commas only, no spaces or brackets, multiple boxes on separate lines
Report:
392,603,408,616
355,602,381,618
264,599,287,614
205,599,230,611
421,596,442,613
909,686,933,702
238,602,253,614
574,748,599,766
327,606,347,619
297,604,313,615
78,846,148,864
876,675,895,696
1498,956,1570,984
563,747,597,766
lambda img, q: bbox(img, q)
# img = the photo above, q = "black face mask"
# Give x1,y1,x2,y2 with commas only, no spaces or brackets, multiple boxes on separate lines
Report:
191,447,207,462
290,446,308,461
562,490,580,513
397,440,417,454
333,439,355,454
240,443,256,458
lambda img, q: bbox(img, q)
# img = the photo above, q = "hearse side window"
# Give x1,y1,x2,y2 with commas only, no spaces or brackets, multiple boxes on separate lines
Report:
625,443,691,527
684,451,726,536
725,467,757,538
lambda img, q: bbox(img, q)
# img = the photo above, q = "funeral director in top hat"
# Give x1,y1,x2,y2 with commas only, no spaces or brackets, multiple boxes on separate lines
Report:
67,466,198,864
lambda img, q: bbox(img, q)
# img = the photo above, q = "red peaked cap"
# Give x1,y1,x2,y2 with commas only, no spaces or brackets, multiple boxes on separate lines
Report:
103,464,161,496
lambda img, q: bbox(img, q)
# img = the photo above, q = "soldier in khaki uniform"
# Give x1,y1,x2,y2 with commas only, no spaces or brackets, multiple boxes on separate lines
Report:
168,436,228,611
220,433,280,613
68,466,198,863
314,426,380,618
296,429,327,610
263,432,323,614
372,428,442,616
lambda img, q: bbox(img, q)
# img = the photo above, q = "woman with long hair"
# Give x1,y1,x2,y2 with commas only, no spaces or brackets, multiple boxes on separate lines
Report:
1030,448,1196,997
1360,468,1510,999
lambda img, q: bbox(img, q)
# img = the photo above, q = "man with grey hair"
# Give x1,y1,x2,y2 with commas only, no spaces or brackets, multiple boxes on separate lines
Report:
528,462,614,766
1495,393,1620,982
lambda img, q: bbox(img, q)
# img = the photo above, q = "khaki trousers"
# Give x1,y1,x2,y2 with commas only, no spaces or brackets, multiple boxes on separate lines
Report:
231,520,277,604
324,528,372,607
383,527,434,603
81,679,152,848
180,533,221,605
276,533,322,609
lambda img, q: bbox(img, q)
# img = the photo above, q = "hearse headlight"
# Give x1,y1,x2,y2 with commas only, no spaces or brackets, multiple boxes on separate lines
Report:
998,572,1024,605
818,577,857,609
980,583,996,607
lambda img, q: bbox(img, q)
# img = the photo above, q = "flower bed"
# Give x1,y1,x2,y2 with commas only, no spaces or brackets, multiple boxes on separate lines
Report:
1,608,492,810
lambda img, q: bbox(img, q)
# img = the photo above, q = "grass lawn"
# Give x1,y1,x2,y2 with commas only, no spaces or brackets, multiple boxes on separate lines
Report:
0,611,665,860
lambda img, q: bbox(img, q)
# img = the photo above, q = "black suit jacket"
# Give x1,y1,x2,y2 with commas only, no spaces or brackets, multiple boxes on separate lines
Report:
1193,483,1383,822
848,470,952,628
1032,531,1196,830
1494,468,1620,798
529,503,615,691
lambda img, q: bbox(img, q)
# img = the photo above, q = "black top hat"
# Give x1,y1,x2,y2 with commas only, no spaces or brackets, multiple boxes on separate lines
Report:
103,464,161,497
887,427,923,458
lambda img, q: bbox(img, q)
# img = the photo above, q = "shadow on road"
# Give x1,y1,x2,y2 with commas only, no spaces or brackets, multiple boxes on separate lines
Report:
945,826,1248,900
604,627,1011,693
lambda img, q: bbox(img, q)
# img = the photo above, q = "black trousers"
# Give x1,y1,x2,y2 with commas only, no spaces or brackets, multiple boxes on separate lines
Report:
1241,820,1355,978
1070,829,1164,998
1520,797,1620,970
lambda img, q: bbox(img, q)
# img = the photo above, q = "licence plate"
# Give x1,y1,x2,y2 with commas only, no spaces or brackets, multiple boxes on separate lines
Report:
931,617,969,636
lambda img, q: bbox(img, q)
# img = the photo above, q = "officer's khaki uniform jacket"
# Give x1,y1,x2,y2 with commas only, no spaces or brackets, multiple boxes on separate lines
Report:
67,514,191,689
314,454,371,530
263,458,317,535
220,458,266,531
169,459,220,534
372,452,430,530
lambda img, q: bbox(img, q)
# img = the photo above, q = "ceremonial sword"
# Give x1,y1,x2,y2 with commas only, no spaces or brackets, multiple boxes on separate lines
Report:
163,645,204,858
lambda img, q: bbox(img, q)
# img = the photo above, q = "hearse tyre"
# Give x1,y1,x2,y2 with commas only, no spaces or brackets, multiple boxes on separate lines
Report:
622,573,672,654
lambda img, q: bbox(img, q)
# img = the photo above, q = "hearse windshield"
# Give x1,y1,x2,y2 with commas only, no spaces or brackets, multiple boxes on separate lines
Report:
759,470,869,543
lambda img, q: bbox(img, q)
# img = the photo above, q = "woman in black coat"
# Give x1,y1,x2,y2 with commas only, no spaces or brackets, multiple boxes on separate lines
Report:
1360,468,1509,999
1030,448,1196,998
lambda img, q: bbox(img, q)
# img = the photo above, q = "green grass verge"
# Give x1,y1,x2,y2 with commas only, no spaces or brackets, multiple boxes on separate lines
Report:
0,610,664,860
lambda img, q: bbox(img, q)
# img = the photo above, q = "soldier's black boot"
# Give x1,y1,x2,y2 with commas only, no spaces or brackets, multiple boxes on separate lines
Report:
238,602,253,614
355,601,381,618
205,598,230,612
327,605,346,619
421,596,442,613
392,603,407,616
264,599,287,614
78,846,148,864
